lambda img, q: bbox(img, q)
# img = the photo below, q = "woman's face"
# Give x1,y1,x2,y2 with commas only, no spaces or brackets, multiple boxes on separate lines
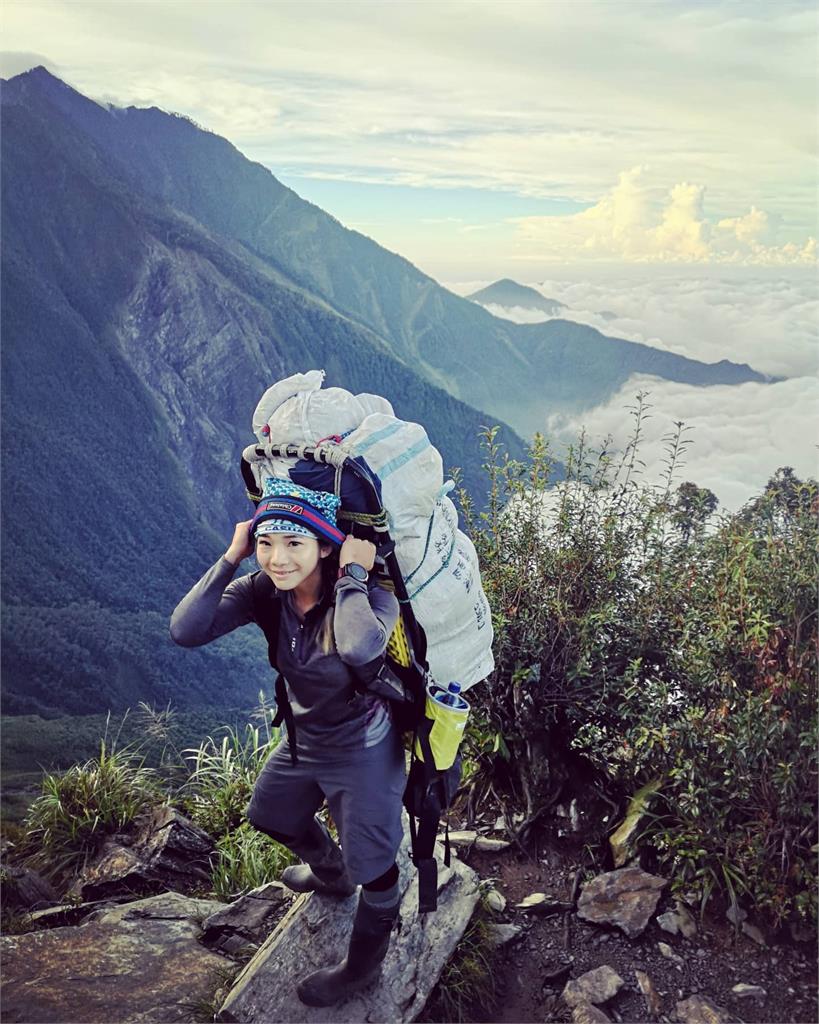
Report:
255,532,332,592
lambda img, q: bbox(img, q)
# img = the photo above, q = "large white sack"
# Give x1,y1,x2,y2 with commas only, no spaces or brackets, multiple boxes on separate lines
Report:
252,370,324,443
346,414,443,538
395,497,494,690
252,371,394,447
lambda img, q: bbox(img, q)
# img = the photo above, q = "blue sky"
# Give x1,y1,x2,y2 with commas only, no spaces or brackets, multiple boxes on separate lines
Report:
2,0,816,279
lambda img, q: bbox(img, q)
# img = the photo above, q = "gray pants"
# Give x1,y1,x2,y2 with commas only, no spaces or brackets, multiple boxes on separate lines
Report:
247,726,406,884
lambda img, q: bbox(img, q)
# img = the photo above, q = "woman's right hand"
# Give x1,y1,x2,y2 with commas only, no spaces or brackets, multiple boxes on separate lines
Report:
224,519,255,566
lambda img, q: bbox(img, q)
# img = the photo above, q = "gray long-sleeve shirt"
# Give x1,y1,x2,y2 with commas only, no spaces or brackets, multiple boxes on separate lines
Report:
170,556,400,749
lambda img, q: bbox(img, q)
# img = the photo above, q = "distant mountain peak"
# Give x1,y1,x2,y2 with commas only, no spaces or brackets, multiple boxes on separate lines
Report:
467,279,566,314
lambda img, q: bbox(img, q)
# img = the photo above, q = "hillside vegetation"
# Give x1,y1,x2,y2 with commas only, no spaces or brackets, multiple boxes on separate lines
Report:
460,404,817,930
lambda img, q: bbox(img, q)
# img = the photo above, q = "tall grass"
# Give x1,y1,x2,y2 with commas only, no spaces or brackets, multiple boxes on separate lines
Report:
19,740,161,883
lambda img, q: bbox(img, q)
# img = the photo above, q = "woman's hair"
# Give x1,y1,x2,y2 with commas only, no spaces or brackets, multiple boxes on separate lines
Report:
317,544,340,654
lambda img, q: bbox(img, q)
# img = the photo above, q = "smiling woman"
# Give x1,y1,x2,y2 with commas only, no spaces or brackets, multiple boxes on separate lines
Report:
169,478,404,1007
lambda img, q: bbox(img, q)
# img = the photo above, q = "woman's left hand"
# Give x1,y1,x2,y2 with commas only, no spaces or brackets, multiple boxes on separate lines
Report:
339,535,376,571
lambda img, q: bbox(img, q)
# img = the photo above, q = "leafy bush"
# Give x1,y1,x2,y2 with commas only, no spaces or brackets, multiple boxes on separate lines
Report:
460,402,818,928
19,741,162,883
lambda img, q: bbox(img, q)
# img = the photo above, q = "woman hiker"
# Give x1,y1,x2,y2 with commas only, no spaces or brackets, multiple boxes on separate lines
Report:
169,479,404,1007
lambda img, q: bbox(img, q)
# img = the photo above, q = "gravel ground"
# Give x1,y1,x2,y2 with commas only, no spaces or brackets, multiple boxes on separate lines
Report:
420,837,817,1024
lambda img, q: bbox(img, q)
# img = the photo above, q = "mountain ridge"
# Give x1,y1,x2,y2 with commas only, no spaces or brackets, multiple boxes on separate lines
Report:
4,67,769,439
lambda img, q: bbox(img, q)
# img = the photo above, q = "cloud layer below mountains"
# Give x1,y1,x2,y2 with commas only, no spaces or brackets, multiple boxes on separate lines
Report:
453,273,818,512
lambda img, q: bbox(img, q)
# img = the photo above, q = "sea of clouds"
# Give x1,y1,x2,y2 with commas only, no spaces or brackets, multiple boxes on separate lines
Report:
449,272,818,513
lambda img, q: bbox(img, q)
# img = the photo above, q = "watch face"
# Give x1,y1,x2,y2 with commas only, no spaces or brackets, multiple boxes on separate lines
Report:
344,563,369,582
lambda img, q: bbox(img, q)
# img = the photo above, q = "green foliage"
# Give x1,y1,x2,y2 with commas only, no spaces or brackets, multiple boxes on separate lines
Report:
11,700,293,901
425,902,499,1023
19,740,162,883
179,711,296,897
181,722,276,841
210,822,295,903
460,401,818,929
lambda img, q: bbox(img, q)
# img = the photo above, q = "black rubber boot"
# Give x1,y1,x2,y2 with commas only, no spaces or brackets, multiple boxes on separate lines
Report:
296,893,400,1006
280,816,356,898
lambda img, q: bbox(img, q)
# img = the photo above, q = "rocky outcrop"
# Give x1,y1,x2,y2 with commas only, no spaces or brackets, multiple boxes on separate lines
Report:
576,866,667,938
0,892,227,1023
69,805,214,901
201,881,291,956
218,839,480,1023
0,862,59,914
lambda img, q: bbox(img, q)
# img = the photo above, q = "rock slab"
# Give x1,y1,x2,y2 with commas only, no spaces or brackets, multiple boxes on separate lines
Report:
577,866,667,938
0,892,227,1023
675,994,734,1023
218,836,479,1023
562,965,625,1008
202,881,291,955
70,805,214,901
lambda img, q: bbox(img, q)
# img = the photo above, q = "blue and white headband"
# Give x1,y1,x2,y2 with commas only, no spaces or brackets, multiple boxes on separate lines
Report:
251,479,344,547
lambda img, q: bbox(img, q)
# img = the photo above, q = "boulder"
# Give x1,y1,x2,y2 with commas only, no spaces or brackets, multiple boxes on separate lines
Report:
657,901,697,939
0,891,228,1023
571,1002,612,1023
609,779,662,868
562,965,624,1008
201,882,292,956
0,863,59,913
485,922,523,949
576,866,667,939
69,805,214,901
675,993,734,1023
218,836,479,1023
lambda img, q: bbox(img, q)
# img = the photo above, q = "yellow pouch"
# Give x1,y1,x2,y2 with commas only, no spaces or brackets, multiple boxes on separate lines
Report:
415,688,470,770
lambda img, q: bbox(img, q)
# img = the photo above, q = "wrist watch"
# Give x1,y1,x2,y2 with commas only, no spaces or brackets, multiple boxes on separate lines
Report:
340,562,369,583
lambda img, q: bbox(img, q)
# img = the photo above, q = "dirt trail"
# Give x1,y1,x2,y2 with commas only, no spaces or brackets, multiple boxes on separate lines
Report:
421,835,817,1023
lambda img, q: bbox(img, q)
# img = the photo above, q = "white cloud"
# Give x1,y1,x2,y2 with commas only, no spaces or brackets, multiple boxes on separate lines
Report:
544,375,818,513
450,271,818,509
511,167,816,266
451,272,817,379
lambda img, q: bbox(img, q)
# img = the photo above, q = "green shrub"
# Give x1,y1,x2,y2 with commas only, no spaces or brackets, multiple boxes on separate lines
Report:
423,903,499,1023
19,742,161,883
460,404,818,928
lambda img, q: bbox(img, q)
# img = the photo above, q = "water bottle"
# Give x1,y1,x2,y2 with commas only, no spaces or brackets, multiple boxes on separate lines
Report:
431,681,468,711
